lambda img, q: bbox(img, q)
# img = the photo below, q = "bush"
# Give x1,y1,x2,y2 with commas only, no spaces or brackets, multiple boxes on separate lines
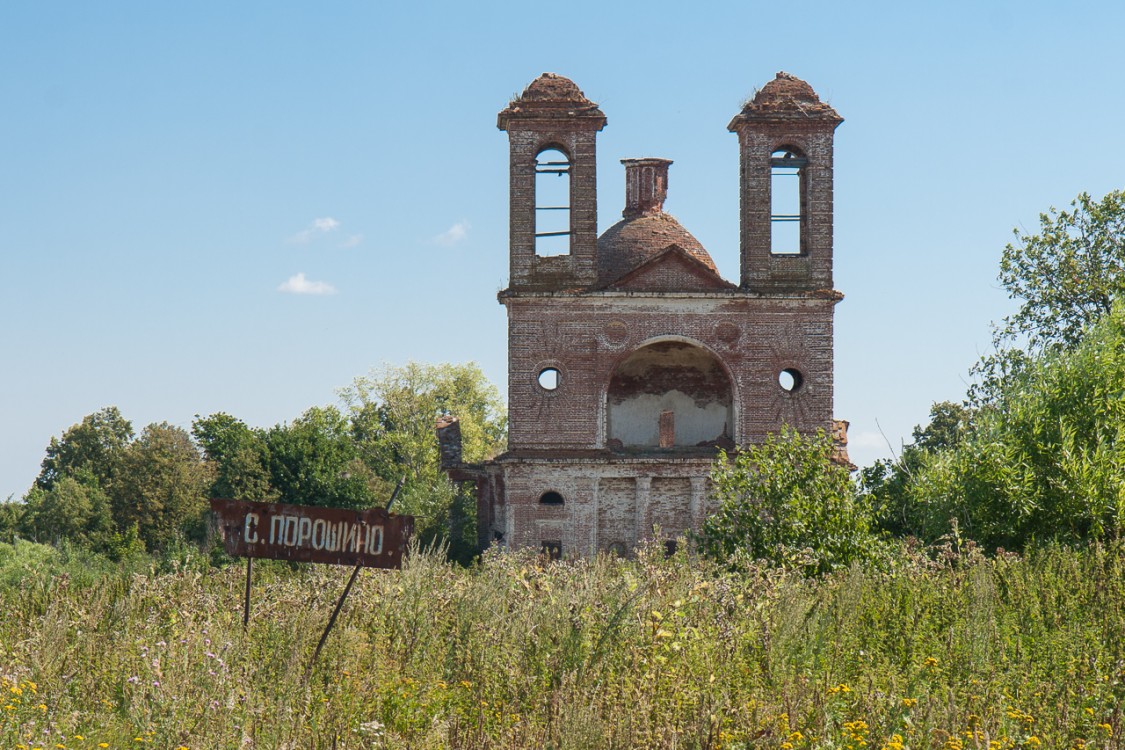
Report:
700,426,886,574
899,302,1125,549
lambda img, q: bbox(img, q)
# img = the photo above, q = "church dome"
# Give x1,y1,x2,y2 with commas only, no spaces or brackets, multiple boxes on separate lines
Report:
597,158,716,285
597,213,715,285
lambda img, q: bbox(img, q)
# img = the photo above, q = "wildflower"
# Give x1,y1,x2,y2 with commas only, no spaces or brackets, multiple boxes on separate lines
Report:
1099,723,1113,736
1026,738,1040,747
99,744,109,748
1085,707,1095,716
781,743,793,750
923,657,939,668
901,697,917,708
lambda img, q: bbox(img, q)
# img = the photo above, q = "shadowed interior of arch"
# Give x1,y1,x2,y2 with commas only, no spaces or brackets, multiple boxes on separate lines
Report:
606,341,733,449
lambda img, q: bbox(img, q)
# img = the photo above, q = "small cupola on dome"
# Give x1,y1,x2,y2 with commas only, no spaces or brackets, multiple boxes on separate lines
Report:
597,158,718,286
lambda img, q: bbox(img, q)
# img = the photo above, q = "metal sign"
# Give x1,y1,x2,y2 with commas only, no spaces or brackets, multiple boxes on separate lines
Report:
211,498,413,569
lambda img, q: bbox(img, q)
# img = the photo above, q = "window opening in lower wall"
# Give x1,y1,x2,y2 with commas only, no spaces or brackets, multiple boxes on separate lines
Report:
539,490,565,505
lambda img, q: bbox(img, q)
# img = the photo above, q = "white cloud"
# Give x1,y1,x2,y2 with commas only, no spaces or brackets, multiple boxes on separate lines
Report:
339,233,363,248
433,220,470,247
278,272,337,295
288,216,341,244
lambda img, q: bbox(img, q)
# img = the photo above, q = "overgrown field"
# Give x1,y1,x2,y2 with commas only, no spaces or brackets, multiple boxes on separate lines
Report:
2,540,1125,750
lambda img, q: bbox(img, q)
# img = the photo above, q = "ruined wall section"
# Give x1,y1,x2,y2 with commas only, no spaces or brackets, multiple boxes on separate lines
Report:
735,124,836,291
495,459,714,555
502,292,838,451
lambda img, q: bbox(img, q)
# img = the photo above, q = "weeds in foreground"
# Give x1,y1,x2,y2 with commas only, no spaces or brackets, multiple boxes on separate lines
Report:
2,539,1125,749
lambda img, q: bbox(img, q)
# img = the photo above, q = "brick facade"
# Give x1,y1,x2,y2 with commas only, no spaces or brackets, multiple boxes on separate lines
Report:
439,72,846,557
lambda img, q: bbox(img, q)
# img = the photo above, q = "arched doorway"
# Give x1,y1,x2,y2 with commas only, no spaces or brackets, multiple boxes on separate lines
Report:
606,341,734,448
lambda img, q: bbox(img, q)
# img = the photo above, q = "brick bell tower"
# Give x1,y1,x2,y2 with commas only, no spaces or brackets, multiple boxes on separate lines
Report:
728,72,843,291
438,72,847,558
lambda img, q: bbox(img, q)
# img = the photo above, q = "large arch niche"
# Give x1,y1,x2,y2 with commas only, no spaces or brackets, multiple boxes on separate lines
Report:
606,341,734,449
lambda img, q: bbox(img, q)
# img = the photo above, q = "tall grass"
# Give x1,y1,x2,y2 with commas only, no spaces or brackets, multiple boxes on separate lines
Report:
2,539,1124,749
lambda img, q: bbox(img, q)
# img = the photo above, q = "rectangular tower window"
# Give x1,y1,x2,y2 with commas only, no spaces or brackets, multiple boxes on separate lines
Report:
535,148,571,256
770,149,806,255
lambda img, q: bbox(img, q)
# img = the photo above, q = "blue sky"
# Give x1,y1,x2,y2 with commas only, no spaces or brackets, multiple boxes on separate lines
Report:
3,0,1124,501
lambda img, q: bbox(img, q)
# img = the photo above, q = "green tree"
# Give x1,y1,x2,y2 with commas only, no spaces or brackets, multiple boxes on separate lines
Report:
701,426,884,574
192,412,277,502
902,301,1125,549
969,190,1125,408
860,401,972,537
265,406,385,509
340,361,506,560
997,189,1125,353
36,407,133,491
20,473,114,547
108,423,214,551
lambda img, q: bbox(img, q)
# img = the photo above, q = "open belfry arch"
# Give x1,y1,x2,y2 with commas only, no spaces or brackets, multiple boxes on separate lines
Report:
437,72,848,557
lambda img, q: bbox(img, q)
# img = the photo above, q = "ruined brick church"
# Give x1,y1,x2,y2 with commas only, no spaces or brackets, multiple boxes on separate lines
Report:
439,71,847,557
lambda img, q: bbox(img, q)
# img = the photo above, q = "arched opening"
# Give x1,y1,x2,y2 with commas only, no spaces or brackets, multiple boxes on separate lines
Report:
606,341,734,449
535,147,571,256
539,491,565,506
770,147,806,255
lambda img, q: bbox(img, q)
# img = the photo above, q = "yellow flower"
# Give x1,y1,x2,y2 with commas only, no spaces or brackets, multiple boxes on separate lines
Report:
1085,707,1095,716
1026,738,1041,747
1099,723,1113,736
901,697,918,708
37,703,47,712
781,743,793,750
99,745,109,749
923,657,939,668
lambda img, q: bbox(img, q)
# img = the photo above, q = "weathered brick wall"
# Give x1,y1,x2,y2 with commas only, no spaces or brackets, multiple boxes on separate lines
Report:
503,294,837,450
733,125,837,291
493,459,714,555
506,127,601,289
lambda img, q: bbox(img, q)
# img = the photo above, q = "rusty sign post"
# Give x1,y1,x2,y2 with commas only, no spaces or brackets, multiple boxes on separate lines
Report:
211,497,413,675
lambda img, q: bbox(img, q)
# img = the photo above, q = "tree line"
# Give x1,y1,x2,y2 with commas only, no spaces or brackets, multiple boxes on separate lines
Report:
1,362,506,563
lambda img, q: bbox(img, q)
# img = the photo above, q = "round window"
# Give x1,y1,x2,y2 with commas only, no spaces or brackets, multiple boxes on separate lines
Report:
779,368,804,393
537,367,560,391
